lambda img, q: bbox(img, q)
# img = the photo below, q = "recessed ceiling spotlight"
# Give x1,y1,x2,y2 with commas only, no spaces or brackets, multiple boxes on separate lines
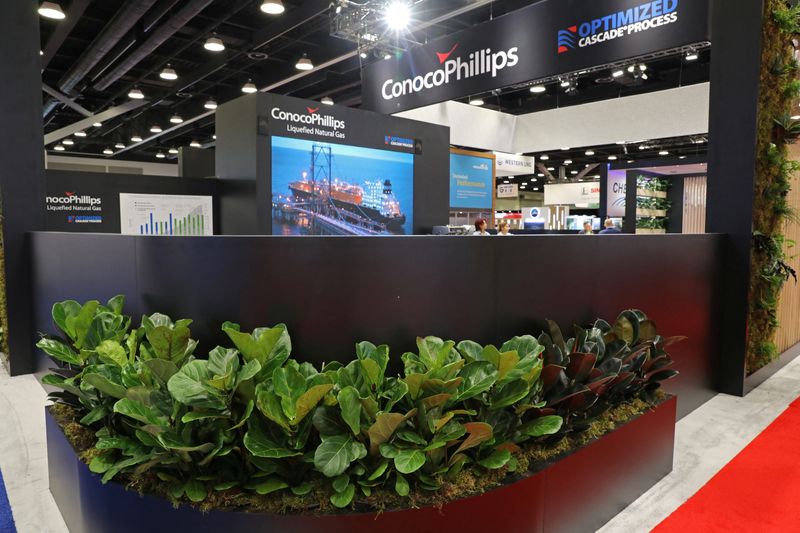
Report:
74,131,86,137
608,155,617,160
150,124,162,133
503,180,510,184
537,173,544,177
241,79,258,93
260,0,285,15
204,36,225,52
585,150,595,156
170,114,183,124
103,148,113,155
679,155,687,159
530,85,546,93
38,1,65,19
131,135,143,143
92,122,102,128
204,99,218,110
168,147,179,154
295,54,314,71
540,155,549,160
659,150,669,156
190,140,202,148
612,69,624,78
128,87,145,99
53,144,65,151
547,166,555,171
564,159,572,165
159,65,178,80
321,96,334,105
468,97,484,106
561,147,570,151
571,170,578,175
615,141,626,145
115,143,125,149
62,138,74,145
156,152,166,159
385,1,411,31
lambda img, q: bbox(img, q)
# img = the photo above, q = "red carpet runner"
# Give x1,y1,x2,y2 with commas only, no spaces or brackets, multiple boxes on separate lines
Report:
653,398,800,532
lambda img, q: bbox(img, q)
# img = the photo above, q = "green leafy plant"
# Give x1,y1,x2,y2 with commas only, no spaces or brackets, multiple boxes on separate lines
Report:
636,217,667,230
40,297,680,513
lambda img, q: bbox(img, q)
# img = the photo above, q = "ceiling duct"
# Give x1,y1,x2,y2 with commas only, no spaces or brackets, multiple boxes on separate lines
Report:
93,0,215,92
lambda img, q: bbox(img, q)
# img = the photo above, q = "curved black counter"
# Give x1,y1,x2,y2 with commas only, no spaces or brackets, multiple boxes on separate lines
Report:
30,232,723,417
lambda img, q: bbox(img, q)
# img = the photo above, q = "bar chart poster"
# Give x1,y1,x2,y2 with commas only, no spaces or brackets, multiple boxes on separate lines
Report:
119,193,213,236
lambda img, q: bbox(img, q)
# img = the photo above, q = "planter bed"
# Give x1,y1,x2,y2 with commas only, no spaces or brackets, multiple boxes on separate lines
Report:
636,189,668,199
47,396,676,533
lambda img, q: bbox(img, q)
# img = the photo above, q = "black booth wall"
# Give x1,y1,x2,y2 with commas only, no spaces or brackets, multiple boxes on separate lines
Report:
214,93,450,235
31,232,723,418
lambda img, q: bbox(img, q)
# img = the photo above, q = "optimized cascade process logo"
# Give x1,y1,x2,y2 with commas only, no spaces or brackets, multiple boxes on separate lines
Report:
46,191,102,213
381,41,519,101
558,0,679,54
271,105,346,139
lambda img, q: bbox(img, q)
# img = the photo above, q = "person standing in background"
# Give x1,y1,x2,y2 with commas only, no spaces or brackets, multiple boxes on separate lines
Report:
598,218,622,234
473,218,490,236
497,220,513,236
582,221,593,235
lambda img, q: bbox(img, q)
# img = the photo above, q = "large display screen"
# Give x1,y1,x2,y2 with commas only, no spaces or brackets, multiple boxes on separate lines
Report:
450,152,494,209
271,136,414,236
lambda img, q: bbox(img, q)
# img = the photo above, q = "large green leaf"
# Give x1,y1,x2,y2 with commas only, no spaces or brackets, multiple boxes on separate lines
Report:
394,449,425,474
222,322,291,374
313,435,366,477
52,300,81,339
144,359,179,385
82,365,127,399
416,336,455,371
255,386,290,430
167,360,226,410
243,423,301,459
85,312,128,350
105,295,126,315
65,300,99,349
294,384,334,424
456,340,483,362
355,341,389,374
337,386,362,436
207,346,240,388
96,340,127,367
477,449,512,469
425,420,466,451
113,398,167,426
367,409,416,455
520,415,563,437
251,477,288,495
457,361,498,401
273,366,305,420
500,336,544,359
36,338,81,365
489,379,530,410
330,483,355,508
147,325,191,363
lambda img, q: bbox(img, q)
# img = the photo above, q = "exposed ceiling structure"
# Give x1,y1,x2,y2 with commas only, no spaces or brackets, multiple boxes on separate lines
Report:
39,0,711,164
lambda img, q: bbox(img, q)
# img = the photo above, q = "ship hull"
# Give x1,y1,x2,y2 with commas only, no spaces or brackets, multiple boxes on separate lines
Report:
289,186,406,229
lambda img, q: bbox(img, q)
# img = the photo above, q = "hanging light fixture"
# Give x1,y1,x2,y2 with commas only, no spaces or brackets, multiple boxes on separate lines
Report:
321,96,334,105
204,98,218,110
295,54,314,71
685,49,699,61
468,97,484,106
204,35,225,52
150,124,162,133
38,2,65,19
156,152,166,159
103,148,113,155
170,114,184,124
159,65,178,80
115,143,125,149
74,130,86,137
53,144,65,151
128,87,145,99
260,0,285,14
540,155,549,161
92,122,103,128
62,138,74,146
585,150,595,156
190,140,202,148
529,85,546,93
608,155,618,160
168,147,179,154
612,69,624,78
241,79,258,93
131,135,143,143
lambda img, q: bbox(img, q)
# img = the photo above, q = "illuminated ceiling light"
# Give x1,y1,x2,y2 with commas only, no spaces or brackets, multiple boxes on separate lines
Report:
615,141,626,145
547,166,555,171
190,140,202,148
560,79,570,88
385,1,411,31
685,50,699,61
131,135,143,143
571,170,578,175
241,79,258,93
468,97,484,106
204,36,225,52
93,122,102,127
156,152,166,159
260,0,285,15
639,144,647,150
362,33,378,42
540,155,549,160
38,2,65,19
561,147,570,151
295,54,314,71
128,87,145,99
608,155,618,160
359,52,368,58
53,144,65,151
530,85,546,93
169,114,183,124
168,147,179,154
159,65,178,80
612,69,624,78
62,138,74,145
679,155,687,159
659,150,669,156
115,143,125,149
321,96,334,105
564,159,572,165
641,73,649,80
103,148,113,155
74,131,86,137
204,99,218,110
150,124,162,133
384,53,392,60
40,50,43,55
639,64,647,71
585,150,595,156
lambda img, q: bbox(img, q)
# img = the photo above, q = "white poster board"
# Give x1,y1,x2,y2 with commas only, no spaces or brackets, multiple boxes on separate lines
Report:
119,193,213,236
544,182,600,207
497,183,519,198
494,152,536,177
607,172,627,217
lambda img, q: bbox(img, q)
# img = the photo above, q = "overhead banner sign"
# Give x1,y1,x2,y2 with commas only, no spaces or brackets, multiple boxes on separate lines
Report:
362,0,710,114
494,152,536,176
544,182,600,207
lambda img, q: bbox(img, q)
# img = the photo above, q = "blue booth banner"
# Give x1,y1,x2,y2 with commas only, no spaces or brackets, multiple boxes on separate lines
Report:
450,150,495,209
361,0,710,114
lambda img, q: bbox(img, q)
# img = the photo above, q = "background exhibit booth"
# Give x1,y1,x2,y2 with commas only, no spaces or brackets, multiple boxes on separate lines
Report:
0,0,783,531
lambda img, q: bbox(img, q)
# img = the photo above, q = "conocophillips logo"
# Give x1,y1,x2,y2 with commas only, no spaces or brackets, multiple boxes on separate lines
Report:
381,42,519,101
46,191,102,208
271,106,345,131
558,0,679,54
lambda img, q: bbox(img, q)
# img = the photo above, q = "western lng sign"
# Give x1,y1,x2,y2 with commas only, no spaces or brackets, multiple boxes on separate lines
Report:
362,0,709,114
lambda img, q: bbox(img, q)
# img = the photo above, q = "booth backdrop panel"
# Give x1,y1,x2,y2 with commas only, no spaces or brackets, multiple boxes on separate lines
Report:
31,233,722,417
45,170,218,234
